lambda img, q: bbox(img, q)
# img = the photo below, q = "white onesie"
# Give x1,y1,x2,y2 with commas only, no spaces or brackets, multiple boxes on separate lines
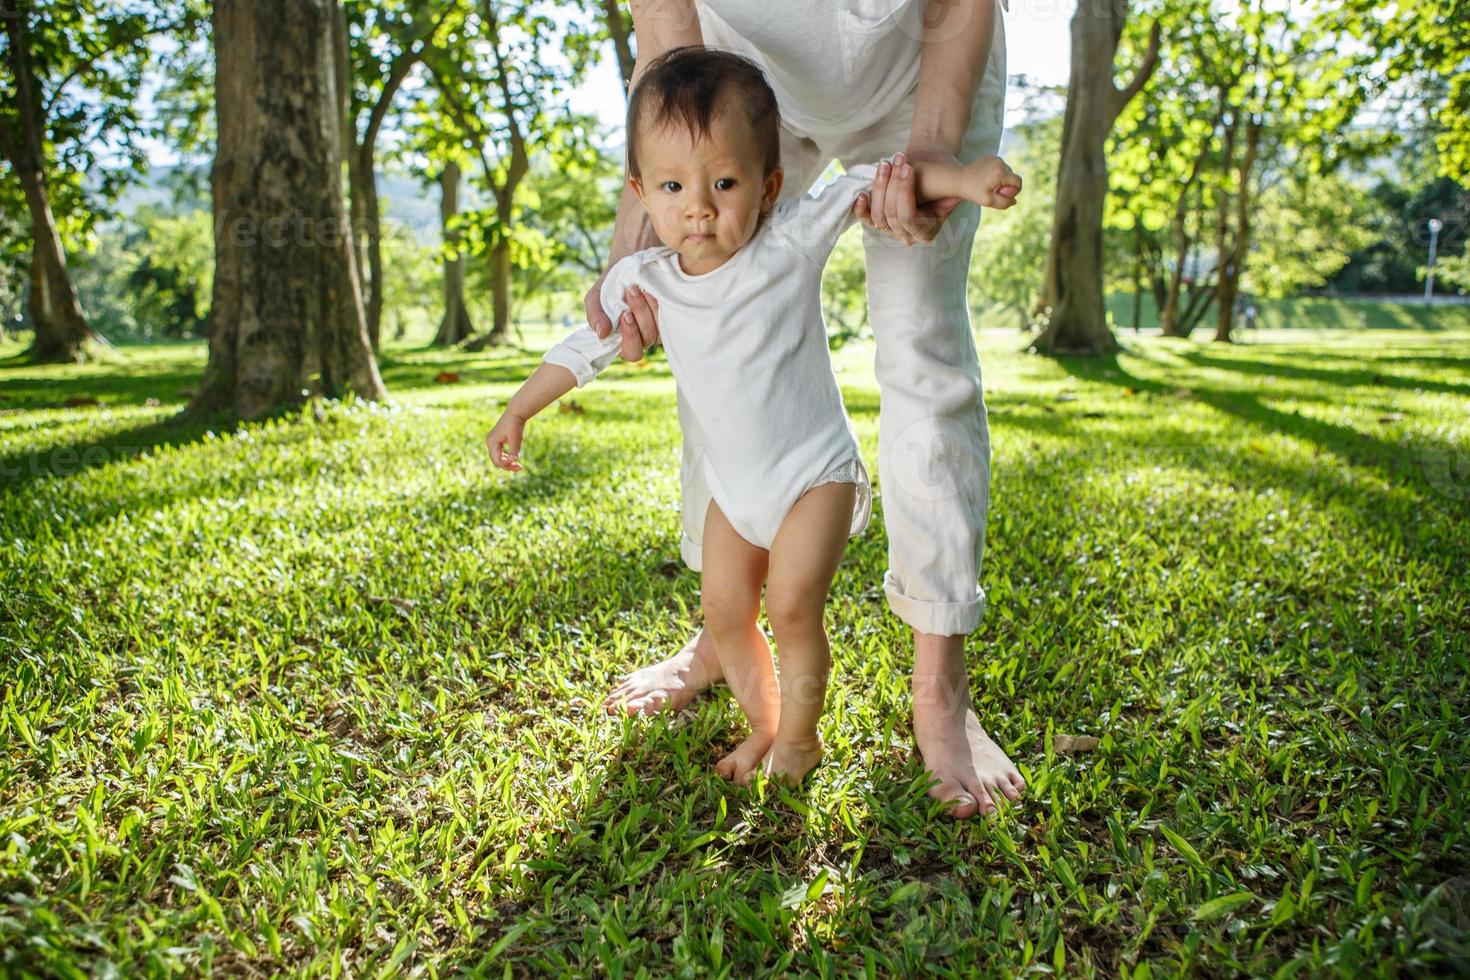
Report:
542,163,883,563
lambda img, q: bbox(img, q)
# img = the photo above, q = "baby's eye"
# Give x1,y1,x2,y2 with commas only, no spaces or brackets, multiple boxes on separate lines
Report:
660,180,682,193
715,178,737,191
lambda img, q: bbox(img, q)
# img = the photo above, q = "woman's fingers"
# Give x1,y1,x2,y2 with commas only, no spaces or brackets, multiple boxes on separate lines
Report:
868,159,893,234
584,276,613,339
620,284,661,362
891,155,919,245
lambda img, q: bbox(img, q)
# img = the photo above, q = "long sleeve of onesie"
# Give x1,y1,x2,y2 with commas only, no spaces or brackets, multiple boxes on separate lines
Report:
767,162,881,266
541,254,643,387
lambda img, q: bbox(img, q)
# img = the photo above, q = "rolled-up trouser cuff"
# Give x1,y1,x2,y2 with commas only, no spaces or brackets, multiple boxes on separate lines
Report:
883,570,986,637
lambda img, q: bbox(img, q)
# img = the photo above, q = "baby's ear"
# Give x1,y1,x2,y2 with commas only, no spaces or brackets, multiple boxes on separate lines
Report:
630,174,646,204
762,168,784,209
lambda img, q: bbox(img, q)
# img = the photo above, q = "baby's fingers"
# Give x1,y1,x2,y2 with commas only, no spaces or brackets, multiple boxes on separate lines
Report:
486,432,523,472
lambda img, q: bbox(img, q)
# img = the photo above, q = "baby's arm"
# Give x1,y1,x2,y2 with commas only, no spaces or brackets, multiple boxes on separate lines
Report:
485,364,577,472
910,155,1023,210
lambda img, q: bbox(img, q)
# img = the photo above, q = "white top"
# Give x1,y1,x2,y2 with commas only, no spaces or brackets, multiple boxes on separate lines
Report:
694,0,923,140
543,164,882,551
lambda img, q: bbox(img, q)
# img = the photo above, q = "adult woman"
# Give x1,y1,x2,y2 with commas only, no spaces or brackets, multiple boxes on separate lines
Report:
596,0,1025,819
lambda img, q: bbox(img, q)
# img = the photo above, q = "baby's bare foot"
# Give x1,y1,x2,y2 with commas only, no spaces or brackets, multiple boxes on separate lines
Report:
760,736,824,785
715,729,775,784
603,630,723,716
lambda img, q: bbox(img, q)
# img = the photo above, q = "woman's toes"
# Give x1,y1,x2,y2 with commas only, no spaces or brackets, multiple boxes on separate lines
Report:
1009,771,1027,793
931,779,977,818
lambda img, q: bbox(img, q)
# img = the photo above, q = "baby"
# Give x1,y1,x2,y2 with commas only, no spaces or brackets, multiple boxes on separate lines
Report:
486,46,1020,785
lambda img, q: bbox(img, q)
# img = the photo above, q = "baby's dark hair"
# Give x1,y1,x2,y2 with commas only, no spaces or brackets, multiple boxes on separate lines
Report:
625,46,781,180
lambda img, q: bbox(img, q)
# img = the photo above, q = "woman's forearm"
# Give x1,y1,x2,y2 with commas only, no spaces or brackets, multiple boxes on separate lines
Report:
908,0,998,155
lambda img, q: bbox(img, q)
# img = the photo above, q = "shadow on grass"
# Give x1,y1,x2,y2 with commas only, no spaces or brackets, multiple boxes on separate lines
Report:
0,412,241,497
1045,352,1470,525
1175,348,1470,400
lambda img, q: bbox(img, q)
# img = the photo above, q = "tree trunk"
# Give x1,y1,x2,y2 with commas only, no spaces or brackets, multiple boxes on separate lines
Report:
1030,7,1159,356
363,150,385,351
1,0,104,363
193,0,386,420
488,236,511,345
1160,188,1191,337
1215,116,1261,344
346,145,372,335
433,159,475,346
602,0,636,92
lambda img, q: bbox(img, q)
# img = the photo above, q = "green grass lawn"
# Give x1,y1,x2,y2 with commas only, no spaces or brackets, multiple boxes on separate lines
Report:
2,324,1468,976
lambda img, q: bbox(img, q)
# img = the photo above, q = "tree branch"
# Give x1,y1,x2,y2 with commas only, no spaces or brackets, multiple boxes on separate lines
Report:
41,16,194,118
361,4,457,154
1110,19,1162,122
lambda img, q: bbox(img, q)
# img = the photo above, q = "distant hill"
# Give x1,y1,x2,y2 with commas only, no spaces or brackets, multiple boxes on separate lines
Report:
112,163,486,247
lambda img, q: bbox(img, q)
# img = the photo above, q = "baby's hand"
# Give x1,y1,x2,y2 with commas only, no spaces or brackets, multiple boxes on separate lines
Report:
967,155,1023,210
485,411,526,472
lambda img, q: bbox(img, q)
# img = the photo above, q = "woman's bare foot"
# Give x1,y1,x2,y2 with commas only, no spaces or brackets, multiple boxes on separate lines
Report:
913,633,1026,818
759,735,824,785
602,629,724,716
716,728,775,783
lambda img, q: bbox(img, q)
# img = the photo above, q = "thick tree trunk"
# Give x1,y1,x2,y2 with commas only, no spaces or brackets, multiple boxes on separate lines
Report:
1030,6,1159,356
433,160,475,346
194,0,386,420
20,179,97,363
1,0,104,363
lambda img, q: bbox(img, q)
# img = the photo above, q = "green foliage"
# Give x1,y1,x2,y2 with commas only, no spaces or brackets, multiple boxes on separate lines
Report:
377,217,443,342
0,325,1467,973
1433,251,1470,292
1331,176,1470,294
1246,174,1380,298
821,227,869,346
121,206,213,338
63,206,213,341
0,0,209,250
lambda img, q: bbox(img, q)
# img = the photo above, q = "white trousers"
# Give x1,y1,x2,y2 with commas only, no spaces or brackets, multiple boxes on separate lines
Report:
681,11,1008,637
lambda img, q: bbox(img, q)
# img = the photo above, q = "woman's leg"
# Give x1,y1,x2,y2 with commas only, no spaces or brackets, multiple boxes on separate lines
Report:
832,18,1026,816
699,500,780,783
760,481,857,784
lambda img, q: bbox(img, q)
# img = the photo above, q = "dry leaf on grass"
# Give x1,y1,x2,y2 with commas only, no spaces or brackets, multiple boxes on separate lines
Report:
434,371,461,384
367,595,418,616
559,401,585,414
1053,734,1101,754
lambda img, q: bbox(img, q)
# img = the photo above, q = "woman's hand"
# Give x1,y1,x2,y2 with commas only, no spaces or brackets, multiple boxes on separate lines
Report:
486,411,527,472
853,150,965,246
584,272,662,363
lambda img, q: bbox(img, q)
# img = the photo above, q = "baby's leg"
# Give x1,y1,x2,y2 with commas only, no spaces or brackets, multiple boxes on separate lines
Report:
701,500,778,784
762,482,858,784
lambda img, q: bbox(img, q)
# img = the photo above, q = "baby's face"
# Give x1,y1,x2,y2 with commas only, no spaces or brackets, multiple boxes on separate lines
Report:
631,107,783,275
